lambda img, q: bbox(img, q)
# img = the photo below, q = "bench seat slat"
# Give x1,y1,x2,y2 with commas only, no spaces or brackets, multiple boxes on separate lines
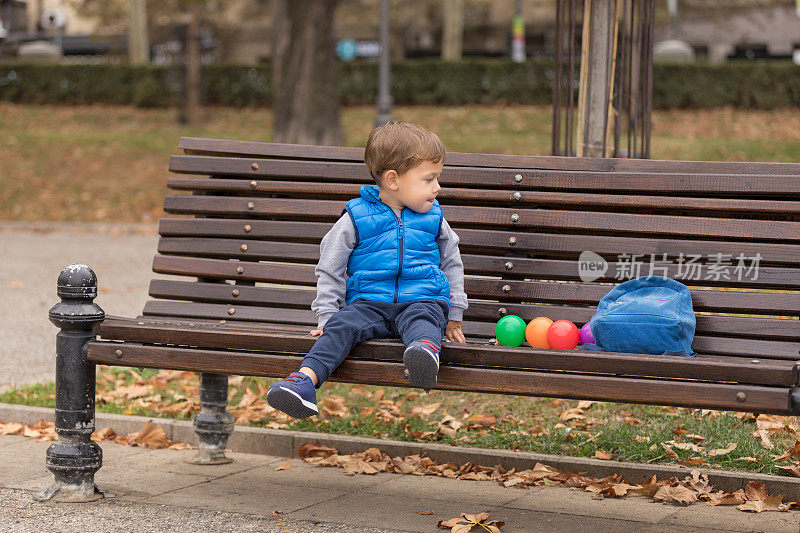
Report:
141,300,800,360
148,278,800,316
95,318,798,387
86,340,793,414
175,137,800,176
167,177,800,215
162,195,800,241
157,219,800,265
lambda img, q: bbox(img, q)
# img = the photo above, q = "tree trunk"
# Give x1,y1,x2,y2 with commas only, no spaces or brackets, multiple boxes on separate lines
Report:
185,4,201,125
441,0,464,61
272,0,345,146
127,0,149,65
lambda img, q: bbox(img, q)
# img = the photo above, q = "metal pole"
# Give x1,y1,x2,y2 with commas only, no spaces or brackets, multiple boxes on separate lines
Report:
34,264,107,502
375,0,393,127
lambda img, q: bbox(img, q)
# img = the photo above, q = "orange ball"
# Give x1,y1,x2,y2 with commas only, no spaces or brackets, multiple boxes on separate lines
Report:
546,320,580,350
525,317,553,349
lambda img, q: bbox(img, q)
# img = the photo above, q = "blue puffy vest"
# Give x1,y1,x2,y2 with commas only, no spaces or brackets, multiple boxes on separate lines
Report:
343,184,451,308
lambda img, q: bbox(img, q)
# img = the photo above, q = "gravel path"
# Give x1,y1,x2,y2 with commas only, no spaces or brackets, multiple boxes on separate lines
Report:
1,488,397,533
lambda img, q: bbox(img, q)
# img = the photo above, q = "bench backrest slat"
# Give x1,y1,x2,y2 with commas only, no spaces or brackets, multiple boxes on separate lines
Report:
170,154,800,195
163,194,800,241
157,219,800,267
168,176,800,215
148,276,800,316
178,137,800,175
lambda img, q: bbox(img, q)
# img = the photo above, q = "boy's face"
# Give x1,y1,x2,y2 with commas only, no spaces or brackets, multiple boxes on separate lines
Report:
384,159,443,213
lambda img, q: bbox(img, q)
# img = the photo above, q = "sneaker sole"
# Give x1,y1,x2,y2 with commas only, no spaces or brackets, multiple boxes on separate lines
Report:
267,386,319,419
403,345,438,391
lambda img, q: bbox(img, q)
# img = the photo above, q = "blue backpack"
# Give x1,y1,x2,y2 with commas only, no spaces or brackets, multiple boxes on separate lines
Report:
582,276,696,356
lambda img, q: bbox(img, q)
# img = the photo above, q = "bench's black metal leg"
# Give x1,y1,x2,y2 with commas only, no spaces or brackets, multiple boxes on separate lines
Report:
790,388,800,416
186,372,235,464
34,264,108,502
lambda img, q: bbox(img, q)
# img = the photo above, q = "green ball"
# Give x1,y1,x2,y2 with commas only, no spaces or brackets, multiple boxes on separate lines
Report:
495,315,527,347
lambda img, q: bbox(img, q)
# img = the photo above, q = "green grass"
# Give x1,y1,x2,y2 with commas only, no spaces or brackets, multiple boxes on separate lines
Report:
3,367,797,477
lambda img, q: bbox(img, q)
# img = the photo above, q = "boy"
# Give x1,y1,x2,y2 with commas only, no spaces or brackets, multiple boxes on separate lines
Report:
266,121,468,419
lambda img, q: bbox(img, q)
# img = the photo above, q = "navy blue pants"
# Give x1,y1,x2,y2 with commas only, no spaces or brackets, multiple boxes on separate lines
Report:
301,299,449,386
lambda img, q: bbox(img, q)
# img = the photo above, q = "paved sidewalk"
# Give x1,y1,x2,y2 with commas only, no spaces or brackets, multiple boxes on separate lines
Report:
3,434,800,533
1,222,163,388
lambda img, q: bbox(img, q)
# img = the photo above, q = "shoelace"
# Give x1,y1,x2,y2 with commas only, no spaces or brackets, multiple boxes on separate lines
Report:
283,372,308,384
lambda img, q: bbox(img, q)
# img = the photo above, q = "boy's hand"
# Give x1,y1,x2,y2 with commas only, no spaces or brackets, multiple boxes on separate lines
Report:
310,327,323,337
445,320,466,343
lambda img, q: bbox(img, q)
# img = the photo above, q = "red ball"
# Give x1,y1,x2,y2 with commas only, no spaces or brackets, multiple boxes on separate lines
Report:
546,320,580,350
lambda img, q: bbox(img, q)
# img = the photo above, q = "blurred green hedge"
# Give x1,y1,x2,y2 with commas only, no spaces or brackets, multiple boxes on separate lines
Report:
1,59,798,109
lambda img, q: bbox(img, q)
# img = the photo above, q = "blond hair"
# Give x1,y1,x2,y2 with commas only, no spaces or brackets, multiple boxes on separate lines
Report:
364,121,445,186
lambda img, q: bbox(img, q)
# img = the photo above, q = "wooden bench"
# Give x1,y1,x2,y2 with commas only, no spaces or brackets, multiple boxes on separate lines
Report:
37,136,800,501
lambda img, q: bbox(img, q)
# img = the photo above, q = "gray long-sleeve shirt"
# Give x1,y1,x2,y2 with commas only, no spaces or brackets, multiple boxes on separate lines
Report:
311,207,468,328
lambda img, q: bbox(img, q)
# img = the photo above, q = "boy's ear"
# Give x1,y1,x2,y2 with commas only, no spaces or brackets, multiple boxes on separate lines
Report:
383,169,400,190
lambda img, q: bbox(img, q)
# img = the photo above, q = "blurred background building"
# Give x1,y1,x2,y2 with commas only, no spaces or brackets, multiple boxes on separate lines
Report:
0,0,798,64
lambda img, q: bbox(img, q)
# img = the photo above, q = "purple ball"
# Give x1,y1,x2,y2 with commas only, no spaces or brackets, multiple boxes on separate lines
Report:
579,322,595,345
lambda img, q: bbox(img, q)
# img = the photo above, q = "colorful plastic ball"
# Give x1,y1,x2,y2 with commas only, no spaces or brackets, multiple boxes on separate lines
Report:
495,315,527,347
579,322,595,345
546,320,580,350
525,317,553,349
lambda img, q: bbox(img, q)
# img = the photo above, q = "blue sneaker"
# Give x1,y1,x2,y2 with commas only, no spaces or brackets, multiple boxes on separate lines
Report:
403,341,440,392
266,372,318,419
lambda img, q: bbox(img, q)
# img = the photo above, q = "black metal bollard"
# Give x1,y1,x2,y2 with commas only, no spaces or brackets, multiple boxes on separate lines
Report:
186,372,235,464
34,264,108,502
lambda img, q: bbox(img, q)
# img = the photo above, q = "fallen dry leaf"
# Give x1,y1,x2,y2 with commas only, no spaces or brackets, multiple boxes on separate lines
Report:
681,457,708,467
127,421,172,449
653,484,697,505
298,442,337,459
744,480,769,502
437,511,504,532
598,483,639,498
706,442,737,457
320,395,349,418
0,422,24,435
754,428,774,449
465,413,497,428
777,464,800,478
662,446,679,460
417,510,435,515
772,440,800,462
708,490,746,506
559,408,585,422
594,450,613,460
410,402,442,417
669,441,703,453
737,497,783,513
275,460,292,471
